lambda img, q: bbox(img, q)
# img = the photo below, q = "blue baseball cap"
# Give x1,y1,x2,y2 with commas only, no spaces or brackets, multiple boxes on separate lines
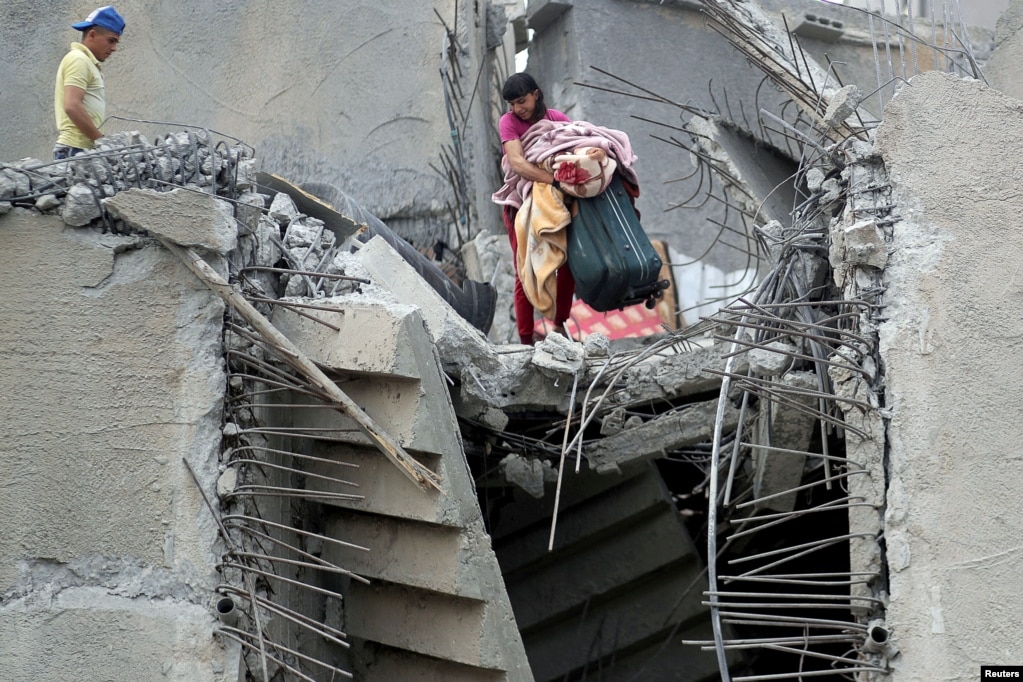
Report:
72,6,125,35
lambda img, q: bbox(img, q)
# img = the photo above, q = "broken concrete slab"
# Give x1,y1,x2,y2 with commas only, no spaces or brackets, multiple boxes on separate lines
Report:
355,235,497,370
751,370,818,513
62,183,104,227
748,340,798,376
585,399,739,474
831,218,889,272
323,514,487,600
588,339,747,406
105,188,238,254
824,84,865,128
530,333,585,377
455,345,582,414
272,302,425,381
500,454,557,499
277,304,460,456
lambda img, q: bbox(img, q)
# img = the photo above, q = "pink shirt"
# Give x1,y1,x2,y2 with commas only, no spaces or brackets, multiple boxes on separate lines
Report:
499,108,571,146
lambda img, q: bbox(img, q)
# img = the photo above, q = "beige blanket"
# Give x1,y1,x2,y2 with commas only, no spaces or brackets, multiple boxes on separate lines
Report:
514,182,571,319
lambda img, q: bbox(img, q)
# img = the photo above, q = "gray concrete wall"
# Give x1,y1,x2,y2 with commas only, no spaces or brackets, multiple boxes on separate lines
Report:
2,0,514,243
982,0,1023,100
875,71,1023,679
838,0,1009,29
0,211,230,680
963,0,1013,28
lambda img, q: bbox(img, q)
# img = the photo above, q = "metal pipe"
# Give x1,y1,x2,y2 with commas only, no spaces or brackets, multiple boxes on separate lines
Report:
217,584,350,648
215,595,238,626
863,619,891,654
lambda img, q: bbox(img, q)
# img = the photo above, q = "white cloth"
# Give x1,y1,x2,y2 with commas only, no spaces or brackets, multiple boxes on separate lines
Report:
551,147,617,198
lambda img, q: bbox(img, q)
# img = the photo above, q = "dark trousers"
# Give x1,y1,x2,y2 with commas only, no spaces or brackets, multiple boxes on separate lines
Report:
53,144,86,160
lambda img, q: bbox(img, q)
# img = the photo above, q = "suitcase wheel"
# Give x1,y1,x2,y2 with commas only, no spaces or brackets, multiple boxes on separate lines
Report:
644,281,671,309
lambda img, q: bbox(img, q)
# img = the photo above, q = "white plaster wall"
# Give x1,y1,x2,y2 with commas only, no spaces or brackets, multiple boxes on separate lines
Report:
0,211,229,680
875,71,1023,679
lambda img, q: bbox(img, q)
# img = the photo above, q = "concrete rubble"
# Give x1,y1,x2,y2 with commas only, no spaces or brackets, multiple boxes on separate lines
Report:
0,114,742,678
2,0,1023,680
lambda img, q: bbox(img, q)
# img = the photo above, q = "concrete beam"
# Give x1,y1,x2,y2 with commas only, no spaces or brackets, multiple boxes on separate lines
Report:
272,304,424,381
355,236,497,371
585,398,739,474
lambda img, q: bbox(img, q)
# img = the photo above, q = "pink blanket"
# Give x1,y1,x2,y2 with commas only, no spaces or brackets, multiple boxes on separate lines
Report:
491,120,638,209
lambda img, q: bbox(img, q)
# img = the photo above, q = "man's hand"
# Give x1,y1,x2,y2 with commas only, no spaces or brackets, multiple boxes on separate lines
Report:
63,85,104,141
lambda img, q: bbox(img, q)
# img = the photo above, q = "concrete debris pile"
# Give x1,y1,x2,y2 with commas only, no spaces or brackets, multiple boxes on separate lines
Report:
0,129,256,229
260,191,352,299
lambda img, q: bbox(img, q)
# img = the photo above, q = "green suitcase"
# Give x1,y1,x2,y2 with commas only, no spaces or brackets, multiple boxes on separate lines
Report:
566,174,669,312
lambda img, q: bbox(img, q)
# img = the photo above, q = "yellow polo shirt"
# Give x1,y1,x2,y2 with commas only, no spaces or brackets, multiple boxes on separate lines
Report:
54,42,105,149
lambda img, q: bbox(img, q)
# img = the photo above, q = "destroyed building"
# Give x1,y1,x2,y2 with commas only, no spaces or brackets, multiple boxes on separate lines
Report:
1,1,1022,681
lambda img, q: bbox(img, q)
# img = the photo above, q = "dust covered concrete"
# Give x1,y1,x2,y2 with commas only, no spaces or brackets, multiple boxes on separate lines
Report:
875,71,1023,678
0,210,230,679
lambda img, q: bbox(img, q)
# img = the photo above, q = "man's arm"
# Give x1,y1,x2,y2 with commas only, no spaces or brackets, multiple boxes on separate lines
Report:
63,85,103,142
503,138,556,185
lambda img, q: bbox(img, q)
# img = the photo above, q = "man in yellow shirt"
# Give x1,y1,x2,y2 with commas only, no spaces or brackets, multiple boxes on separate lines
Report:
53,6,125,160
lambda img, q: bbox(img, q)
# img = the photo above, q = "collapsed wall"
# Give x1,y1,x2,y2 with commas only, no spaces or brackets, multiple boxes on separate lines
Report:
4,2,1023,681
0,124,537,679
